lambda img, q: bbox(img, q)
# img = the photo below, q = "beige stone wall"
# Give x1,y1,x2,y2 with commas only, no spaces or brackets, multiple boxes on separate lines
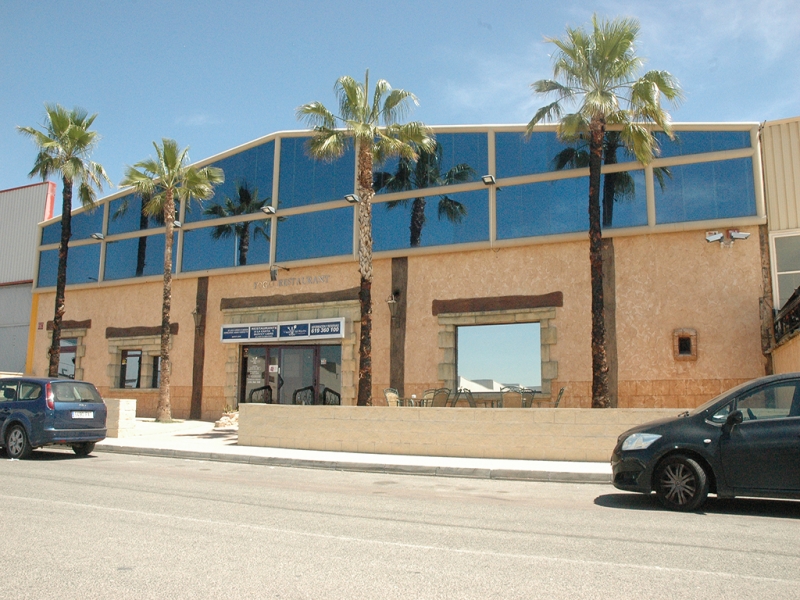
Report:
239,404,680,462
772,334,800,373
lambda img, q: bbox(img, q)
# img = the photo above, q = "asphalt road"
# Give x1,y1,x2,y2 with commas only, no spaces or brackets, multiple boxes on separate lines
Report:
1,449,798,600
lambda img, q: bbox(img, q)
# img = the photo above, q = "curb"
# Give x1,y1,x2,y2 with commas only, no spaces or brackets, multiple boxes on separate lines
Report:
94,444,612,484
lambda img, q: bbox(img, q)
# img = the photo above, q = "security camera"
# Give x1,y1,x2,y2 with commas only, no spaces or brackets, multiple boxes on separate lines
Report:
705,231,723,243
728,230,751,240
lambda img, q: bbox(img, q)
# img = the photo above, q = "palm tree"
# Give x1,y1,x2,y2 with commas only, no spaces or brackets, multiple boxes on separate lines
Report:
297,70,435,405
527,15,682,408
17,104,111,378
203,183,270,266
374,143,475,247
120,139,224,421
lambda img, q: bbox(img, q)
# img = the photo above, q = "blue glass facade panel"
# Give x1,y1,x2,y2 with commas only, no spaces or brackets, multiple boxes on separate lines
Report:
37,244,100,287
655,158,756,224
373,190,489,251
185,141,275,223
655,131,751,158
276,208,353,262
107,193,168,234
600,170,648,228
182,220,271,272
41,205,105,245
104,234,177,280
375,133,486,194
278,137,354,209
497,176,589,239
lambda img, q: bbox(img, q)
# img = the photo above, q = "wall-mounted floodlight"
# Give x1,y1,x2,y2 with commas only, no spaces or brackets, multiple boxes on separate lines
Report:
270,264,290,281
386,293,399,318
482,175,496,185
705,231,723,243
91,233,104,240
173,221,182,229
345,194,361,204
728,230,751,240
261,206,276,215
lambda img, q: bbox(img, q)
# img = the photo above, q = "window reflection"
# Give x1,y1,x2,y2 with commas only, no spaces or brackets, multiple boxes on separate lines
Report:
373,189,489,251
655,130,751,158
104,234,176,280
108,193,167,235
183,221,271,272
655,158,756,224
41,205,105,245
186,141,274,223
278,137,355,209
497,176,589,239
202,184,271,266
276,208,353,262
600,170,648,228
496,131,594,179
37,244,101,287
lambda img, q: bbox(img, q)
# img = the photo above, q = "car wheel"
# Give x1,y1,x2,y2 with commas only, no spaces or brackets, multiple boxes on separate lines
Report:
5,424,33,460
72,442,96,457
654,455,709,511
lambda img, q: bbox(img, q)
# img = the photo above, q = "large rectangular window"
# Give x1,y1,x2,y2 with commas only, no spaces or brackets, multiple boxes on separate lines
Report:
458,323,541,390
654,130,752,158
278,137,355,209
497,176,589,239
182,220,271,272
41,205,105,245
774,234,800,308
107,194,169,235
37,244,101,287
104,234,176,280
275,208,353,262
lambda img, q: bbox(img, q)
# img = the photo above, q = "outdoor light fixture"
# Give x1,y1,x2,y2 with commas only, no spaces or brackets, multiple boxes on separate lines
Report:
191,307,202,329
270,264,290,281
706,230,751,247
91,233,104,240
345,193,361,204
386,293,399,318
261,205,276,215
481,175,496,185
728,230,751,240
173,221,182,229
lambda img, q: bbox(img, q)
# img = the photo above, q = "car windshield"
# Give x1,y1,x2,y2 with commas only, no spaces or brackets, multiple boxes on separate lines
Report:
51,381,102,403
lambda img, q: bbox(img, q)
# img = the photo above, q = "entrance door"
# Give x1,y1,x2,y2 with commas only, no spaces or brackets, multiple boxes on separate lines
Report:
240,345,341,405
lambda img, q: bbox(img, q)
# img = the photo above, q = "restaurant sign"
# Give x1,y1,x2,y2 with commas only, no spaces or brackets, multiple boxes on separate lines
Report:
221,317,345,343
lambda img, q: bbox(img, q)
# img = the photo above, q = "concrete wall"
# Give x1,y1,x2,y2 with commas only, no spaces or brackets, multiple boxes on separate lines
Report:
772,333,800,373
239,404,680,462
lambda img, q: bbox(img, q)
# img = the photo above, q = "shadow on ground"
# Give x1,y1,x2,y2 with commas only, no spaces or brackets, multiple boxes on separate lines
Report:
595,492,800,518
175,429,239,445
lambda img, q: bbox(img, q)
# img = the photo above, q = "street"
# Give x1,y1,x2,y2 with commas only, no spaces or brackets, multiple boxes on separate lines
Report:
1,450,798,600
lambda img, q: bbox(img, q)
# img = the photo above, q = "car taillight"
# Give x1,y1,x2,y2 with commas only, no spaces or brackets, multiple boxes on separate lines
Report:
45,383,55,410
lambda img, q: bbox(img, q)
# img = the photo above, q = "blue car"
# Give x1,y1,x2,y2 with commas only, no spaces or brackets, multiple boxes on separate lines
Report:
0,377,107,459
612,373,800,511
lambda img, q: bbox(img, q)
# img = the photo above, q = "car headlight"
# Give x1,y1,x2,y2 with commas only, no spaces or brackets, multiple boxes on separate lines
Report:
621,433,662,451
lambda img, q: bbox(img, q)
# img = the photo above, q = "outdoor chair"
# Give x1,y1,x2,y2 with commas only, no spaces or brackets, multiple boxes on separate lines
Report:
291,385,316,405
453,388,477,408
535,387,565,408
383,388,400,406
420,388,437,407
321,387,341,405
430,388,451,407
500,386,523,408
247,385,272,404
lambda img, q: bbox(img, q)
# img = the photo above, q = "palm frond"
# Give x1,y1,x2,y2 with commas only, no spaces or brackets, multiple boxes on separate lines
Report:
295,102,337,130
437,196,467,223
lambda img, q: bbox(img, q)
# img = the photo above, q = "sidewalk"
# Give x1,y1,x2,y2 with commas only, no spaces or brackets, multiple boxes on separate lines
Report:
95,419,612,484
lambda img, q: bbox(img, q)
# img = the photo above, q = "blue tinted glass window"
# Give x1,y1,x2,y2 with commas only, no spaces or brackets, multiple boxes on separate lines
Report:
375,133,486,195
655,131,751,158
41,205,105,244
108,193,166,234
104,234,178,280
278,137,355,209
182,220,271,272
37,244,100,287
373,189,489,251
186,141,275,223
655,158,756,224
276,208,353,262
600,170,648,228
497,177,589,239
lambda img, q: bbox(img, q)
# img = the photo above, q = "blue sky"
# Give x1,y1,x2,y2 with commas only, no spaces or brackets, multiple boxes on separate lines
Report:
2,0,799,199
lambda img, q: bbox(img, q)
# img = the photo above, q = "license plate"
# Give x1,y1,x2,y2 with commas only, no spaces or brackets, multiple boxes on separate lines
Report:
72,411,94,419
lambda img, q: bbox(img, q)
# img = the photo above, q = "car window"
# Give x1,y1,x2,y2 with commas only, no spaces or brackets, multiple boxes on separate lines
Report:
735,382,798,422
0,380,18,401
18,383,42,400
711,402,733,423
51,381,102,403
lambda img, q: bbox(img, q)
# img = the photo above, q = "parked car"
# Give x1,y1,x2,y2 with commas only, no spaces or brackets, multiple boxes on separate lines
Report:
612,373,800,511
0,377,107,459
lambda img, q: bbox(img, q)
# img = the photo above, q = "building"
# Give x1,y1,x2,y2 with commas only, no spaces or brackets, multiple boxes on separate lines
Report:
0,182,54,374
26,120,796,420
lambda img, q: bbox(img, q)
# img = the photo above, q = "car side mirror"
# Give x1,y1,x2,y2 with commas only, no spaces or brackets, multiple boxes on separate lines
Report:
724,409,743,432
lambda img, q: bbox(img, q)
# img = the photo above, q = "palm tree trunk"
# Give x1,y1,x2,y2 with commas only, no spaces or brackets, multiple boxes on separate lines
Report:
157,190,175,421
356,141,374,406
589,116,610,408
48,176,73,378
239,224,250,266
410,197,426,247
135,204,149,277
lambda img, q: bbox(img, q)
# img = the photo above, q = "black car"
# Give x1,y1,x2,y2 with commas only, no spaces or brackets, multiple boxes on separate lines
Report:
0,377,107,459
612,373,800,511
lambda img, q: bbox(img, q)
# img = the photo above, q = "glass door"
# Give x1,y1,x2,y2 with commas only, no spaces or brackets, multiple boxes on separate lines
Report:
240,346,267,404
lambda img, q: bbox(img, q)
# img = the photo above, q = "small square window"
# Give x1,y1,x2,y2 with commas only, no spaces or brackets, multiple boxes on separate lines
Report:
673,328,697,361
